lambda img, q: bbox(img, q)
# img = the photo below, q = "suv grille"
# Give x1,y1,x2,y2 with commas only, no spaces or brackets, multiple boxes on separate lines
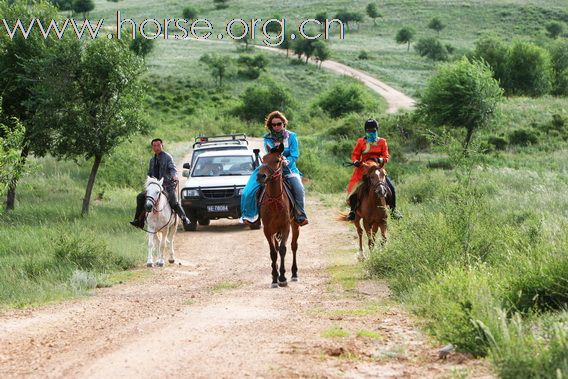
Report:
201,188,236,199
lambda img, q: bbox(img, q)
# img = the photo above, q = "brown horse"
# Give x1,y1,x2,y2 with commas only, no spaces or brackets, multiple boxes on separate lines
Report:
257,143,300,288
341,161,389,260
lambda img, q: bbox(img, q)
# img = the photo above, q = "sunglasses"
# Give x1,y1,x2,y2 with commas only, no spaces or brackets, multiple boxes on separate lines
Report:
271,122,283,127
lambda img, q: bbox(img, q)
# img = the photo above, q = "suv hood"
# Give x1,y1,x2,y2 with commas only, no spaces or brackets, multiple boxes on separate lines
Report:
183,175,250,188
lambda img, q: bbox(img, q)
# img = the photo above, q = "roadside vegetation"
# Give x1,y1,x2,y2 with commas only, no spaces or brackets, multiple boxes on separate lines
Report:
1,0,567,376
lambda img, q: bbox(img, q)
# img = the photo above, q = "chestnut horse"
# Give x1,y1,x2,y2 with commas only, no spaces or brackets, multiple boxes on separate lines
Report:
341,161,390,260
257,143,300,288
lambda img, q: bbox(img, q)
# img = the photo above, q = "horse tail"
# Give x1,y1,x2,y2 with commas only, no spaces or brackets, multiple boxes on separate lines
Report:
336,212,350,222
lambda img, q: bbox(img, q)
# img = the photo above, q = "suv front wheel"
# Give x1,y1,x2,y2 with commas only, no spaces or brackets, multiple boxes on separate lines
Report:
183,215,198,231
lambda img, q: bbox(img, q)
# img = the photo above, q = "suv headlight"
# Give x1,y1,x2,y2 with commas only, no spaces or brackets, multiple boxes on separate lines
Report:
182,189,199,198
237,188,244,195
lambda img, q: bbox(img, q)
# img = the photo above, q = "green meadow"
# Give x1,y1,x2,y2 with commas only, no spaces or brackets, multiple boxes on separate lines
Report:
1,0,568,376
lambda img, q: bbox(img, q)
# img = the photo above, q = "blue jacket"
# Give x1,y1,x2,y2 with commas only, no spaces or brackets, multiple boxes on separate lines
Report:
263,130,301,176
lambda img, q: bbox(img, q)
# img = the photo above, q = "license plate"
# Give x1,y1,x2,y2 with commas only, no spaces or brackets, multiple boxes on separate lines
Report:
207,205,229,212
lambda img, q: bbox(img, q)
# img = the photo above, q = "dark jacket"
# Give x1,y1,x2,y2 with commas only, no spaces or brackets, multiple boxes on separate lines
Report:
147,152,177,189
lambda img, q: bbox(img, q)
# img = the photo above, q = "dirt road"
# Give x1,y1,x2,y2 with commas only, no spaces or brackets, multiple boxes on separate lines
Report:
0,205,490,377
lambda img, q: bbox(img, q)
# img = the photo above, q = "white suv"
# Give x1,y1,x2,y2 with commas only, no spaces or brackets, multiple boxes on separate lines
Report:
181,147,261,231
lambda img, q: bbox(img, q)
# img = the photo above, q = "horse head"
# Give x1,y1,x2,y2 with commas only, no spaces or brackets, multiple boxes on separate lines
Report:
144,177,164,212
362,161,388,198
257,143,284,185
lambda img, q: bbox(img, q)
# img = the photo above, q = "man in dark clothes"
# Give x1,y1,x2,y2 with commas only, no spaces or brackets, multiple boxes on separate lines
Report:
130,138,192,229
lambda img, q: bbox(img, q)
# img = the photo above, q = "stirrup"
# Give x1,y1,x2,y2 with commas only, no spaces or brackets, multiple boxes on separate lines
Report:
347,211,356,221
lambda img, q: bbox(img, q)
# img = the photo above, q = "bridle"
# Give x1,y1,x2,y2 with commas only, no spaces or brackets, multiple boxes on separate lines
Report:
145,182,165,212
260,158,283,184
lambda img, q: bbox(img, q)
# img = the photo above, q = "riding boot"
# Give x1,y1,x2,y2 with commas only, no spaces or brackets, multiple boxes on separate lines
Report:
347,194,358,221
385,177,403,220
172,202,192,226
130,192,146,229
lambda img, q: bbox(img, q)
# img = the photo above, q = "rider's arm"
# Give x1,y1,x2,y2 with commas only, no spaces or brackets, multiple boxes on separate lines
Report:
287,133,299,166
166,153,178,180
380,138,390,164
351,138,364,163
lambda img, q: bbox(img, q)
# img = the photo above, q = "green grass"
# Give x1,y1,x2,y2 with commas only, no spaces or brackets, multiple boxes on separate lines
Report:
356,329,381,339
321,325,349,338
209,280,244,293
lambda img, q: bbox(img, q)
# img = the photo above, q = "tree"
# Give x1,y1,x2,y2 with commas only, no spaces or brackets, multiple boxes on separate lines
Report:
200,53,235,86
0,111,25,196
182,6,198,20
230,23,250,50
72,0,94,18
51,0,73,11
292,37,316,63
278,35,292,57
395,27,415,51
415,37,448,61
334,10,363,32
505,41,553,97
315,12,327,25
313,40,331,68
0,0,60,210
428,17,445,35
130,37,154,58
265,14,282,34
366,3,381,26
419,57,503,150
545,21,564,39
33,38,147,216
237,54,268,79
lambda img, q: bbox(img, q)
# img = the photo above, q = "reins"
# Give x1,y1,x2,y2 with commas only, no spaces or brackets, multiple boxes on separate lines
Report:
142,181,177,234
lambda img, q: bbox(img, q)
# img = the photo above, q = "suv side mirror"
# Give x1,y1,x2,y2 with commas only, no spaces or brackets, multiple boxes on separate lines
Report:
252,149,261,169
183,163,190,169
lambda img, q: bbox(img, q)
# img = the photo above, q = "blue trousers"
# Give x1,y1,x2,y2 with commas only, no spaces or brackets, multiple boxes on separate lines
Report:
240,167,307,222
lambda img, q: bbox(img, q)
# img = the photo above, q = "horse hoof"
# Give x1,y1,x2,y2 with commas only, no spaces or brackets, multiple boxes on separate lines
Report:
271,283,278,288
157,262,164,268
146,263,153,268
278,280,288,287
168,259,175,264
291,277,298,282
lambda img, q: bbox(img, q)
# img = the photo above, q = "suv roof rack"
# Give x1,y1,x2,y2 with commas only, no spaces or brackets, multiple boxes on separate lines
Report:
193,133,248,148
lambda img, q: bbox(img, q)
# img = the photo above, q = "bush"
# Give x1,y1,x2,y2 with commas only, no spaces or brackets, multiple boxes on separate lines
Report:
182,6,198,20
315,79,376,118
358,50,369,60
53,232,129,271
473,35,508,85
508,128,539,146
504,41,553,97
234,77,293,122
237,54,268,79
487,135,508,151
415,37,448,61
549,39,568,96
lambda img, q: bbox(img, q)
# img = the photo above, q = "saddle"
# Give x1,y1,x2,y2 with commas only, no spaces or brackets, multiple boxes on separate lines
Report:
257,181,297,217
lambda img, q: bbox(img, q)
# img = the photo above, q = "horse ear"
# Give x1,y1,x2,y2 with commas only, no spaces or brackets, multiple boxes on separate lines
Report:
277,143,284,154
265,144,272,154
158,178,163,185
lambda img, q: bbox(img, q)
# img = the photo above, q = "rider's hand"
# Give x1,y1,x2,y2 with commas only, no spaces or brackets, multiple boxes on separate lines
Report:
282,159,289,166
353,160,361,167
172,176,179,182
377,158,384,164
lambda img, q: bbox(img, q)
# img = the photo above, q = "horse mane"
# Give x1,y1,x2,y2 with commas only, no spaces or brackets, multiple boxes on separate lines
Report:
145,176,162,189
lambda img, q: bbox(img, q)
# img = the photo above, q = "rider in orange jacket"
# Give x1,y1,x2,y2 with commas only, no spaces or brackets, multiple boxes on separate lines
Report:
347,119,403,221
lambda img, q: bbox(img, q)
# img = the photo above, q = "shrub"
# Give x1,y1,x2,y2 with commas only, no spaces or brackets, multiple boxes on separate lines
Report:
237,54,268,79
315,79,375,118
545,21,564,39
508,128,538,146
182,6,198,20
358,50,369,60
473,35,508,84
234,77,293,122
53,232,127,272
487,135,508,151
549,39,568,96
415,37,448,61
504,41,553,97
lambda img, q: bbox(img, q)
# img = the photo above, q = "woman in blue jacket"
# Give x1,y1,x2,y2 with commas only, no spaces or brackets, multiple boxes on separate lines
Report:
241,110,308,226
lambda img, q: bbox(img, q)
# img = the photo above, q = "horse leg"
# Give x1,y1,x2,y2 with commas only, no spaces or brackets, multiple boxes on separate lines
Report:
290,223,299,281
147,232,155,267
371,222,381,248
354,217,364,261
278,230,289,287
379,221,388,243
167,223,176,264
156,232,165,267
362,218,374,259
265,231,279,288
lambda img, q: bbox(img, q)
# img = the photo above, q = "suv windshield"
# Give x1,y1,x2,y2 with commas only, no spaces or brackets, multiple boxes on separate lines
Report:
191,156,254,177
191,145,248,164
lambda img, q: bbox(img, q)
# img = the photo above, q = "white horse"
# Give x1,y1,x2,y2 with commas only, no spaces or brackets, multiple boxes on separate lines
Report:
143,177,178,267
